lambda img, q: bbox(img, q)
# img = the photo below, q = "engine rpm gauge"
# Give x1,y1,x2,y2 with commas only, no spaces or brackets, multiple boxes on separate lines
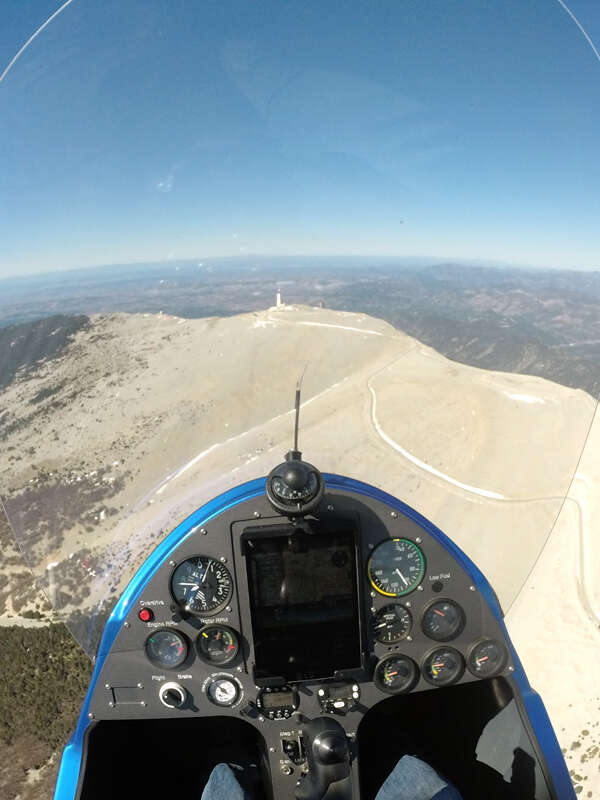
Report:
423,648,464,686
467,639,507,677
197,625,240,666
422,600,465,642
171,556,233,615
368,539,425,597
373,604,412,643
374,654,419,694
145,630,188,669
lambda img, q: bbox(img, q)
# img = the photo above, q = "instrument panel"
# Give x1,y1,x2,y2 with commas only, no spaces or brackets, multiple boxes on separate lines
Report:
89,486,514,793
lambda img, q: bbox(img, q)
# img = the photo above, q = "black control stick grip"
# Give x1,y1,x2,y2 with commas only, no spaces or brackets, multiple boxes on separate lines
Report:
295,717,353,800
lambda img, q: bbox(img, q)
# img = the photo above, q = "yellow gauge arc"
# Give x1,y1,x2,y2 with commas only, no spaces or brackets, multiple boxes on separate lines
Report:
367,537,426,597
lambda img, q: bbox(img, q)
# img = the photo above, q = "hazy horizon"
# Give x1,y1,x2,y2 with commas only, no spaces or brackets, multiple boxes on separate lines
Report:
2,0,599,277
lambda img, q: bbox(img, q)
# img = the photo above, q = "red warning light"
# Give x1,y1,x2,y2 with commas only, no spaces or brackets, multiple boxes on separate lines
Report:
138,608,154,622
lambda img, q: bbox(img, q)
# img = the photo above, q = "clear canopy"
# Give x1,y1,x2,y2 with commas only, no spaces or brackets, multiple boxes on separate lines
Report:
0,0,599,657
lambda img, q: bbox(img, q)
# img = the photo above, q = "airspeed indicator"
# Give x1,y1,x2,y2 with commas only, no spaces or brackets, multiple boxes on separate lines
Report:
367,538,425,597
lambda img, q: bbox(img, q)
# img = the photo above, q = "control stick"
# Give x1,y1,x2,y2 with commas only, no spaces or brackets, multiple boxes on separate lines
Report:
295,717,352,800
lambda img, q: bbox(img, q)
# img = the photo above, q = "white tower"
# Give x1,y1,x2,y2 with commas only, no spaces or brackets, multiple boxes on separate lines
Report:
276,290,283,307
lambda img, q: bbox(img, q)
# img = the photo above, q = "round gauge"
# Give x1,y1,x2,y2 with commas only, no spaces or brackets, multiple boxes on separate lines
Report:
374,654,419,694
171,556,233,614
367,538,426,597
467,639,507,677
197,625,240,666
421,600,466,642
423,648,464,686
206,677,240,707
145,629,188,669
373,604,412,643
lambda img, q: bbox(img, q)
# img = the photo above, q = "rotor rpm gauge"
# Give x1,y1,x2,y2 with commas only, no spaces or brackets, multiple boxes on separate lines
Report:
368,539,425,597
197,625,240,666
373,604,412,643
171,556,233,615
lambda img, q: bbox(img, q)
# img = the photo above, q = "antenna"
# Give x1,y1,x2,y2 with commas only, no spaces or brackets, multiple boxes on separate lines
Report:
291,365,307,460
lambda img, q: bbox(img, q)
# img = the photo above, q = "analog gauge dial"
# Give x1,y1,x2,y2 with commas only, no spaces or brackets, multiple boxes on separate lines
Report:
423,648,464,686
206,677,240,707
171,556,233,614
467,639,507,677
145,630,188,669
373,604,412,643
374,654,419,694
422,600,465,642
368,539,426,597
197,625,240,666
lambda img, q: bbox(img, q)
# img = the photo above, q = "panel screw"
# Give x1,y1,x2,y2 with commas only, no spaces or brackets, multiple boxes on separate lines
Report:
200,528,207,535
88,712,94,719
390,511,398,518
508,666,514,673
169,560,176,566
141,701,147,707
406,635,413,642
281,765,293,776
370,591,376,598
368,543,374,549
253,511,261,518
269,746,276,753
417,586,424,592
226,606,232,612
108,701,114,708
105,683,111,690
124,621,130,628
327,505,334,512
137,682,143,689
469,586,476,592
415,537,422,544
258,715,265,722
405,601,411,608
220,556,227,563
236,666,243,672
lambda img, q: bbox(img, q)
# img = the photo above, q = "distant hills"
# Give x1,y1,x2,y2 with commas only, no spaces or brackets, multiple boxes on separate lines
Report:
0,258,598,395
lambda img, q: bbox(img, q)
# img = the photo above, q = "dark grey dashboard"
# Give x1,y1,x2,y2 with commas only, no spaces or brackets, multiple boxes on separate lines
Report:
88,487,516,796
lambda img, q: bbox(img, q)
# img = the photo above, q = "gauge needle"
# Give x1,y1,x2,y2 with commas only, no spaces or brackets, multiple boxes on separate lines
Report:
180,582,199,588
433,609,445,617
394,568,409,587
375,622,388,628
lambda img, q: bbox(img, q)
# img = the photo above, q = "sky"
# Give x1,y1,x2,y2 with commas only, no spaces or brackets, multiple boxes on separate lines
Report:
0,0,599,278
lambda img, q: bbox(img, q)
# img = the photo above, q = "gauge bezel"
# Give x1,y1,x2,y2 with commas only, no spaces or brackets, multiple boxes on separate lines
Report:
170,555,233,616
205,675,243,708
466,638,508,678
367,538,426,598
196,624,240,666
372,603,413,644
421,598,466,642
144,629,189,670
422,646,465,687
373,654,419,695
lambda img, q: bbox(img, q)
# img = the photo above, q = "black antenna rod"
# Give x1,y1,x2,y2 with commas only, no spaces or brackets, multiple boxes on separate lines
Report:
291,365,307,459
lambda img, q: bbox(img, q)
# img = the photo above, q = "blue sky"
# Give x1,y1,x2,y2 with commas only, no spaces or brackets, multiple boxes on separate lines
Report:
1,0,599,277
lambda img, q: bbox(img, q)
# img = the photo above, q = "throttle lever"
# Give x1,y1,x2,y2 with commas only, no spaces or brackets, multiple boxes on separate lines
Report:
294,717,353,800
